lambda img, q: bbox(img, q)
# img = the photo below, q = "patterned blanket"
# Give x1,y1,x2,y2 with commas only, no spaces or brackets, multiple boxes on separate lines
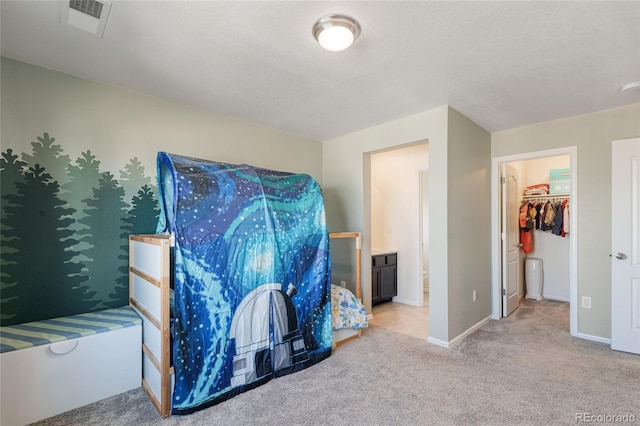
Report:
331,284,368,330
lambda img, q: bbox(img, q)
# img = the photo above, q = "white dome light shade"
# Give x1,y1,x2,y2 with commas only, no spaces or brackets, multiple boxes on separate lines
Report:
313,14,361,52
318,26,354,51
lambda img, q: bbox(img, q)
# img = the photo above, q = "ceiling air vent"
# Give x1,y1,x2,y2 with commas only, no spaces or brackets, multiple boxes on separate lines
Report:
69,0,103,19
61,0,112,38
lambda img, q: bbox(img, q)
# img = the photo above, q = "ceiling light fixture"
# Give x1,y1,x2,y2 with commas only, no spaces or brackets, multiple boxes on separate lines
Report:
312,14,361,52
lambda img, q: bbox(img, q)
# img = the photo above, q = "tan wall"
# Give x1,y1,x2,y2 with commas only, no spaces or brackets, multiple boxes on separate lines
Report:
492,104,640,339
323,105,492,343
0,57,324,321
323,106,449,340
446,107,492,339
1,57,322,181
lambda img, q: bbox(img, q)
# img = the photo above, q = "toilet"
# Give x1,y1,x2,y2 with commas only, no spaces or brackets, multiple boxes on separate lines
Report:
525,258,543,300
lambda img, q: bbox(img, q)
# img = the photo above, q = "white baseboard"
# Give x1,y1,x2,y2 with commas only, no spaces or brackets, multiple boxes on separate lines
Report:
391,297,420,306
543,295,570,302
426,336,449,348
427,336,451,348
427,316,491,348
577,332,611,345
448,316,491,347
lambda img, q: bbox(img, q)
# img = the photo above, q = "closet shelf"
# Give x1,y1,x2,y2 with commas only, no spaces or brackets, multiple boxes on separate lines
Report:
522,193,570,200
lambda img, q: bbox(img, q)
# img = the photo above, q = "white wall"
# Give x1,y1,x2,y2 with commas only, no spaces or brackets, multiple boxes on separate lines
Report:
522,156,570,188
370,174,386,250
492,104,640,339
530,231,569,301
1,58,322,182
370,143,429,305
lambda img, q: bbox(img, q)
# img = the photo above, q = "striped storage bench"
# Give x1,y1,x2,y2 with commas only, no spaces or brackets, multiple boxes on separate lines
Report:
0,306,142,426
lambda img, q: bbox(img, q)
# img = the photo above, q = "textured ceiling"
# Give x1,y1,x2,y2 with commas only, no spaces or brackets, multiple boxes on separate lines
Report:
1,1,639,141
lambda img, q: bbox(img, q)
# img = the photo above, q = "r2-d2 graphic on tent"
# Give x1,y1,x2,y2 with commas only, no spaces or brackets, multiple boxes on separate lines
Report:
230,283,309,387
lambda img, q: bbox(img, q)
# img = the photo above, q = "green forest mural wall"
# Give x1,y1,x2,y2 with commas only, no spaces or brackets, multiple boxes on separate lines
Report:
1,132,159,326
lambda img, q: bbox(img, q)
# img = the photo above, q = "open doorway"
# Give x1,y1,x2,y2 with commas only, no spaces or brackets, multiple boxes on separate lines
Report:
368,142,429,340
491,147,578,336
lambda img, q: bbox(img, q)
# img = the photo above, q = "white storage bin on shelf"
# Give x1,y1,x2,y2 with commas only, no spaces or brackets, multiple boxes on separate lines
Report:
549,168,570,195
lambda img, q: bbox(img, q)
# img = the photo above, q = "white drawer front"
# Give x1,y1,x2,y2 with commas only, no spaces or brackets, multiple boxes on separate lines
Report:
0,325,141,426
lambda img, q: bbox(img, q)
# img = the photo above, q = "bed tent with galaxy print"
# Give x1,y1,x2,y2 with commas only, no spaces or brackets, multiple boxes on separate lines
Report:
150,152,332,414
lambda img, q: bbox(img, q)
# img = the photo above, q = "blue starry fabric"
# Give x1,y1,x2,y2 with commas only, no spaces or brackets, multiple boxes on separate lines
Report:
156,152,332,414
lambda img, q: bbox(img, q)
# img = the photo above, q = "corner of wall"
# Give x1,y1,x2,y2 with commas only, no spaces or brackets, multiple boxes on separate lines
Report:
444,107,492,340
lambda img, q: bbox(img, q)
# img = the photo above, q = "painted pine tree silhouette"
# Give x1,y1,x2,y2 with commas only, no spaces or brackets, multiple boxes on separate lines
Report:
62,150,103,263
109,184,160,308
120,157,152,206
1,149,27,321
62,150,102,216
1,164,96,325
1,149,27,221
109,158,159,307
79,172,129,308
123,184,160,234
2,136,162,320
22,133,71,189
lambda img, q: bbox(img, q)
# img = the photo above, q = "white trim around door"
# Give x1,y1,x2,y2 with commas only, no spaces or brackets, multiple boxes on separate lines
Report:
490,146,578,337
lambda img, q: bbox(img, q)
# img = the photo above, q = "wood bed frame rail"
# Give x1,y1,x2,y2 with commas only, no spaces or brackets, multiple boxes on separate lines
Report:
328,232,363,349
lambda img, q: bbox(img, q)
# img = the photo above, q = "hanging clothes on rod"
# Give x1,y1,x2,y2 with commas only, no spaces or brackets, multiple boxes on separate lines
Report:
562,199,570,235
519,201,534,253
551,201,563,235
521,195,570,238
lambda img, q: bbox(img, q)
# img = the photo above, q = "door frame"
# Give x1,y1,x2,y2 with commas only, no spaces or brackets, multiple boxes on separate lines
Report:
367,141,428,308
418,168,429,307
490,146,578,337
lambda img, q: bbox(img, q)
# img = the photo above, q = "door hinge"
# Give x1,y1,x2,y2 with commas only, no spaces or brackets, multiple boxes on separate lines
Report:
501,177,506,184
502,288,506,296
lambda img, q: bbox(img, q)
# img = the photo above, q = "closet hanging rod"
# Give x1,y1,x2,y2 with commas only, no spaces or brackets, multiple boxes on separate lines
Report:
522,193,569,201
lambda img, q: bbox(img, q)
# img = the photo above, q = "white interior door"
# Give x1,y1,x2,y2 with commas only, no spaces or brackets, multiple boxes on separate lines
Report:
502,164,521,317
611,137,640,354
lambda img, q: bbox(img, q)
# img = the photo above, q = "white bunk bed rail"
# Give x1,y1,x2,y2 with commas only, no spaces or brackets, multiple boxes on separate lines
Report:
128,234,172,418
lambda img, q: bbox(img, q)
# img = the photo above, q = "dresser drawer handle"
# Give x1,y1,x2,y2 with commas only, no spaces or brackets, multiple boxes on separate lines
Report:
49,340,79,355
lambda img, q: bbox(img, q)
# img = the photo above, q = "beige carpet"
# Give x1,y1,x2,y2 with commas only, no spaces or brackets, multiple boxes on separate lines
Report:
34,299,639,425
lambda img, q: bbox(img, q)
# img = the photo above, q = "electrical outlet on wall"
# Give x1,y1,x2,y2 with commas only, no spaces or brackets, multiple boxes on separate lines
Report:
340,280,347,288
581,296,591,309
472,290,477,302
